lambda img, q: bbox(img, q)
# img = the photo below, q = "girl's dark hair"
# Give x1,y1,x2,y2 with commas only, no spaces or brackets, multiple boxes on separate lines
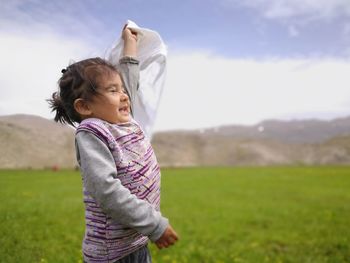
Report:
48,57,118,127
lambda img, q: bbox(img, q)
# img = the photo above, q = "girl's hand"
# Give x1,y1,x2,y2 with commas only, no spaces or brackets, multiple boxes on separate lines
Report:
122,25,138,42
155,225,179,249
122,25,138,57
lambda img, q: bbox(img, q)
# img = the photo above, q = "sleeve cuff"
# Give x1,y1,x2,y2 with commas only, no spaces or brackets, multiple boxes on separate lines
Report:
148,216,169,242
119,56,140,65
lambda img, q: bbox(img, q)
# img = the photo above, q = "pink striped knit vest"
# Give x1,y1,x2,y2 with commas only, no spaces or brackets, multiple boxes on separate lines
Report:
76,118,161,262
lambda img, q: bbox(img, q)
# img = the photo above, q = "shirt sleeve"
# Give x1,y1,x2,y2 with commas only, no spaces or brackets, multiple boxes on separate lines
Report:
118,56,140,117
75,131,169,241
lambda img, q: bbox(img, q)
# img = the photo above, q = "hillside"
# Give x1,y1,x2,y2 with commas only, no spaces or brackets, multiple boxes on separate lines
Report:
0,114,76,169
1,114,350,168
152,117,350,166
152,132,350,166
198,116,350,143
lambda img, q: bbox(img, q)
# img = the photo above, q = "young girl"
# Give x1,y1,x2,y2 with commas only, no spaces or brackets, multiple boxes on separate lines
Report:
49,27,178,263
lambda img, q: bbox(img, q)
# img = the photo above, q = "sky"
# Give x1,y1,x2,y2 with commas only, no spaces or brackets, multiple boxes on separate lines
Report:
1,0,350,131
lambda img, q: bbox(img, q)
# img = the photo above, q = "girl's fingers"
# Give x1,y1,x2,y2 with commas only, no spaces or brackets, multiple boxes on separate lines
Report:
155,233,178,250
122,27,138,41
169,232,178,243
157,241,170,249
168,237,176,244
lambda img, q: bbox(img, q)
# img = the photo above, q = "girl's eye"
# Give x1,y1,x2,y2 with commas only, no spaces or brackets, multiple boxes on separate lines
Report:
109,89,127,94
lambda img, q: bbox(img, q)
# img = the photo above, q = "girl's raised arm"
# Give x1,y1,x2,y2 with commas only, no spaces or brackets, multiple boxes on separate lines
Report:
118,27,139,116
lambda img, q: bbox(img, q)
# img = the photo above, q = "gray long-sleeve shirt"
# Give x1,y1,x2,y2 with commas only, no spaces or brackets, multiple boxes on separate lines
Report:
75,57,168,262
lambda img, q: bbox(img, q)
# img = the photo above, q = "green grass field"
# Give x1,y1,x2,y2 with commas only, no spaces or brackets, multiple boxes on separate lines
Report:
0,166,349,263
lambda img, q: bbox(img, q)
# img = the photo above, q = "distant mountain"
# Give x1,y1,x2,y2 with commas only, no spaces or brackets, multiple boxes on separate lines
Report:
152,132,350,166
1,114,350,168
0,114,76,169
198,117,350,143
152,117,350,166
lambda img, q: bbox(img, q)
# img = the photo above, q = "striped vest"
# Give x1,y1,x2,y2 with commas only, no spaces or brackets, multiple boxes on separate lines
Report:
76,118,161,262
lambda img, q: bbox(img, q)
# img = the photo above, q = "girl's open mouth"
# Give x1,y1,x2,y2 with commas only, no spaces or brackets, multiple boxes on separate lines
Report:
119,106,129,114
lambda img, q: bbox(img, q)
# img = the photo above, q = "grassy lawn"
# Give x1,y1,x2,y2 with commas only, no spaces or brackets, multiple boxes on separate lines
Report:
0,166,349,262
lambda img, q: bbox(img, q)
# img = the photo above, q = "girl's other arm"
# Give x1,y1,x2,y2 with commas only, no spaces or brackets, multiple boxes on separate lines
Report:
75,131,169,242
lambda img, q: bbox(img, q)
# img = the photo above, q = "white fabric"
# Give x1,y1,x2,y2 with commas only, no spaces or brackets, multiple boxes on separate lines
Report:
107,20,167,139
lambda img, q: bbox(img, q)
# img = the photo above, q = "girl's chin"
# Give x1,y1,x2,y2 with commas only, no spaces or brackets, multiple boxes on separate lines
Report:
118,116,131,123
105,116,130,124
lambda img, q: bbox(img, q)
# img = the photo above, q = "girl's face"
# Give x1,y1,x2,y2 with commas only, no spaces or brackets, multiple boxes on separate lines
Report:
87,72,131,124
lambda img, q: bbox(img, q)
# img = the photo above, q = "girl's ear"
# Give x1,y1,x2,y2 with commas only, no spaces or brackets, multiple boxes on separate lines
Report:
74,98,92,116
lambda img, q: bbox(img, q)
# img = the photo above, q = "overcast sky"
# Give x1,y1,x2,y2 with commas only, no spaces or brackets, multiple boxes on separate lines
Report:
1,0,350,131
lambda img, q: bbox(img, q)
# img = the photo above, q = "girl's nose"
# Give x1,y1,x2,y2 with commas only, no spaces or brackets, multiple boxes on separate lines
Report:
121,92,129,101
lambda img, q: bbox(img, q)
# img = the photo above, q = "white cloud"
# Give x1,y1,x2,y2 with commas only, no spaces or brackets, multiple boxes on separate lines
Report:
0,1,112,120
225,0,350,20
153,52,350,131
0,32,95,118
1,36,350,131
222,0,350,39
